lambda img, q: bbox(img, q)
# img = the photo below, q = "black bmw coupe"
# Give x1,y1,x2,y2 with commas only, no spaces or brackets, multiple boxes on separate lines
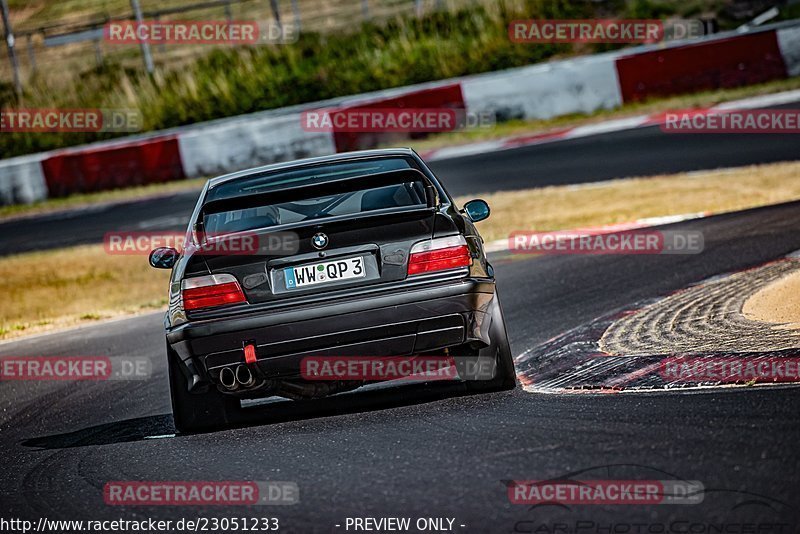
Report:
150,148,516,432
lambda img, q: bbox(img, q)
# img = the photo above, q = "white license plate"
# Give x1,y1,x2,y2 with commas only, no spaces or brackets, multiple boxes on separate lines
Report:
285,256,365,289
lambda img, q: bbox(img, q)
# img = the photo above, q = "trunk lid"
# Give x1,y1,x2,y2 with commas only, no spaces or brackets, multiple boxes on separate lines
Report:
194,169,440,305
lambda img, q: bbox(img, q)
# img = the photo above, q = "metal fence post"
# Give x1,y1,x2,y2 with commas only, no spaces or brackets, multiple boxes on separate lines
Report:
269,0,282,30
0,0,22,95
153,14,166,53
93,37,103,66
290,0,300,32
130,0,154,74
223,0,233,23
26,33,36,74
362,0,369,20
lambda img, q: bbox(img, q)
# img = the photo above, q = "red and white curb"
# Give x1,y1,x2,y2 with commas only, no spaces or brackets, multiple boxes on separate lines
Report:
421,89,800,162
2,22,799,206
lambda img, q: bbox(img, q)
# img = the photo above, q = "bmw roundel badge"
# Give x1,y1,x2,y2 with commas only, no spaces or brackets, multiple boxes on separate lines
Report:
312,232,329,250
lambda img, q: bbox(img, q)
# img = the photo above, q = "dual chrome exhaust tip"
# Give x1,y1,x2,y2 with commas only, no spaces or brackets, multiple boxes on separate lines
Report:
219,364,255,390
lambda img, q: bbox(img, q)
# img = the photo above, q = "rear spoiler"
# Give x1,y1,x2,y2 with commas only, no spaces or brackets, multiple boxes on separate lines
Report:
200,168,439,216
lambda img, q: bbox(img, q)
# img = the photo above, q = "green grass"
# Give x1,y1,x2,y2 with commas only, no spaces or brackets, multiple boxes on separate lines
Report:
0,0,639,158
5,160,800,340
3,77,800,220
1,0,791,160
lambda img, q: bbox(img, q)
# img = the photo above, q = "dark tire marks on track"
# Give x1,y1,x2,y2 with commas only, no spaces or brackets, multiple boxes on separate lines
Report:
3,102,800,257
2,202,800,527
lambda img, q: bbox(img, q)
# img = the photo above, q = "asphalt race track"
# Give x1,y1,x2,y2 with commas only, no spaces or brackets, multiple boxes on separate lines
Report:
2,109,800,256
2,199,800,530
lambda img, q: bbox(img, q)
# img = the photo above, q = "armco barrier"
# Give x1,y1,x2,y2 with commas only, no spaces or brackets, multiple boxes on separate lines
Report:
461,53,622,122
0,154,48,204
41,136,184,198
778,26,800,76
615,30,788,102
177,113,335,177
2,21,800,205
331,84,466,152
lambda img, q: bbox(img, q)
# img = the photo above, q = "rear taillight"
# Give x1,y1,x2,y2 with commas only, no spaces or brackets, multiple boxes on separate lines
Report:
408,235,472,276
181,274,247,311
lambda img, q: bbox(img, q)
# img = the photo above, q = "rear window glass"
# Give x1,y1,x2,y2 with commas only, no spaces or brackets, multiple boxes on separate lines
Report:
206,157,414,202
202,158,428,235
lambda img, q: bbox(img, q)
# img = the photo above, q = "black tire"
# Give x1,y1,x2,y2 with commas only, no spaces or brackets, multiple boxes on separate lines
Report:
466,293,517,392
167,345,241,433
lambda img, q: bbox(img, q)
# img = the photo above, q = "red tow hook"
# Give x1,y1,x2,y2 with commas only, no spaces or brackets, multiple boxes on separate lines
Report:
243,342,257,364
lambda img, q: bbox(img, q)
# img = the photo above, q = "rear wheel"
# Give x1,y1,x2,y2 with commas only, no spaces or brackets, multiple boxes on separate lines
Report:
465,294,517,392
167,345,241,433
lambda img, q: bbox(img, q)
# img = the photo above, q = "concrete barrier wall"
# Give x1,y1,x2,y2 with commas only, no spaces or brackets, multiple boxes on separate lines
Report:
0,155,48,204
461,53,623,121
778,26,800,77
615,31,788,102
2,21,800,205
331,84,466,152
41,136,184,198
178,113,336,177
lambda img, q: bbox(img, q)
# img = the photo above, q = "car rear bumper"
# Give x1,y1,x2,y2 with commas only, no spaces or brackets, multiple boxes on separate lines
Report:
167,278,497,391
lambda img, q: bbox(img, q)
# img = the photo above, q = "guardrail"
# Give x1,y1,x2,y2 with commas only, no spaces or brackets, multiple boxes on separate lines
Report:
1,18,799,206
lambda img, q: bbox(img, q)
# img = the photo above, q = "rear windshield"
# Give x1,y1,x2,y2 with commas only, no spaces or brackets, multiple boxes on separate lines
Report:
202,158,428,235
206,157,414,201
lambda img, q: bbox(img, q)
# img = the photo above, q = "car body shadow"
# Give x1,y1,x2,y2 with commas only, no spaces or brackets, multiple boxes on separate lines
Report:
21,380,495,449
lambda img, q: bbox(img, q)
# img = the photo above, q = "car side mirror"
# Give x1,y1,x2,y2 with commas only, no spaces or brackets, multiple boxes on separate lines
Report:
463,199,490,222
149,247,179,269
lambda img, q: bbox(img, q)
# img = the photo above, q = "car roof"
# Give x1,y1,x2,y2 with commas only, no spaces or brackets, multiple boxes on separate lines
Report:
206,148,417,189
